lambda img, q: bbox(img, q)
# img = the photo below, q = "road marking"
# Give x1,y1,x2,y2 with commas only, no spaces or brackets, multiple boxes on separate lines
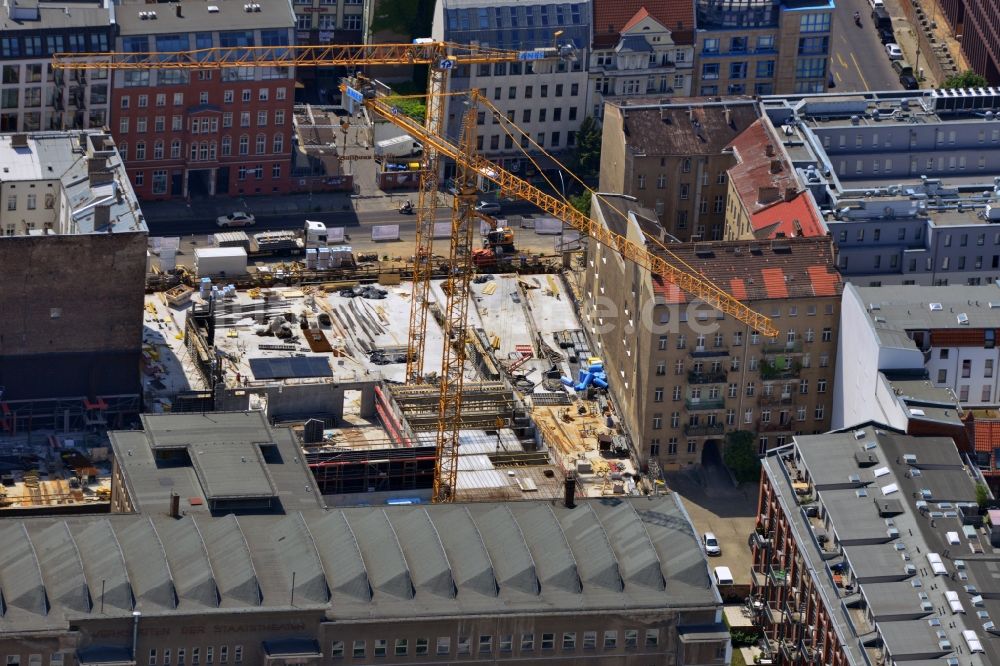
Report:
837,53,848,69
850,52,870,91
835,71,843,83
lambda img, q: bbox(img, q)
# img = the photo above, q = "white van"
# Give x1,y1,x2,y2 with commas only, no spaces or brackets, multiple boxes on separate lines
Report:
869,0,884,8
713,566,735,586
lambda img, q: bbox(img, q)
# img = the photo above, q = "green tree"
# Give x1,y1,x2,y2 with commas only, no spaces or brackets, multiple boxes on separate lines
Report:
976,482,990,509
943,70,988,89
569,116,602,180
724,430,761,483
569,192,591,217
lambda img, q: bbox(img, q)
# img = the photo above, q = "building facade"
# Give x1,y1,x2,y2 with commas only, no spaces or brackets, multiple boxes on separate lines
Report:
937,0,1000,84
0,131,146,431
584,197,842,468
291,0,365,44
0,411,730,666
751,425,997,666
693,0,835,97
110,0,296,201
598,98,761,242
0,0,113,132
587,1,694,119
761,88,1000,287
431,0,590,170
834,283,1000,433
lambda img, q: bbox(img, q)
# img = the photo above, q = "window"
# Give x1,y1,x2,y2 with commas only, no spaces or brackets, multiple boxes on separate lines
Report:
654,388,664,402
963,360,972,378
173,93,183,106
541,634,555,650
987,359,994,378
177,650,185,666
240,112,250,127
219,648,227,664
821,327,832,342
136,118,148,133
153,141,163,160
435,638,450,655
352,641,365,658
136,141,146,160
800,13,831,33
498,636,511,653
191,649,199,666
371,640,386,658
149,651,157,666
330,642,344,659
817,378,827,393
645,629,660,647
239,135,249,155
205,649,212,665
221,137,231,157
746,382,755,397
478,636,491,654
273,133,283,153
625,630,638,648
603,631,618,649
562,633,576,650
173,116,183,131
272,164,281,179
521,634,534,652
393,639,407,656
163,651,170,666
814,405,825,420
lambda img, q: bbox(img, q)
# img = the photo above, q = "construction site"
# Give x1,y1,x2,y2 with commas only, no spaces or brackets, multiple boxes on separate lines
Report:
140,269,646,504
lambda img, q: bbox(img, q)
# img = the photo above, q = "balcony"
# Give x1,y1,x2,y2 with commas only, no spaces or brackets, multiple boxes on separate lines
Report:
768,565,789,586
757,419,795,433
758,392,794,406
684,423,725,437
688,346,729,358
685,397,725,411
764,339,803,355
688,369,728,384
760,360,801,380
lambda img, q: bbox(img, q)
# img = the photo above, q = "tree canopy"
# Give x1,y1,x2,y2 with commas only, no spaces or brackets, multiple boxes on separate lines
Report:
569,116,602,180
943,70,988,89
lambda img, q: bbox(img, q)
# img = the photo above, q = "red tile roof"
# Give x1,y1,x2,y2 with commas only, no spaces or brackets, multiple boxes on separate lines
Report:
973,419,1000,455
621,7,651,33
593,1,695,47
727,119,801,217
648,236,842,306
750,191,825,239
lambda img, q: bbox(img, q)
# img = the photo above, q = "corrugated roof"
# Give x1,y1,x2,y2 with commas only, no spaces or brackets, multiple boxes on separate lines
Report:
650,237,842,305
594,1,694,47
0,496,715,631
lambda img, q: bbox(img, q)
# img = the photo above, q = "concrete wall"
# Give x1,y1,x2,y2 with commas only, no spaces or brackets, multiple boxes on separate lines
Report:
216,381,376,423
0,231,147,400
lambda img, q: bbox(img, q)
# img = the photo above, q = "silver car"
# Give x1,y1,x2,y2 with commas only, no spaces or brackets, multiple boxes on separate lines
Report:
703,532,722,556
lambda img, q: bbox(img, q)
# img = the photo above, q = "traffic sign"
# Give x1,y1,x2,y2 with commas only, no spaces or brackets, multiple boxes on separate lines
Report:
437,58,454,70
345,86,363,103
518,51,545,61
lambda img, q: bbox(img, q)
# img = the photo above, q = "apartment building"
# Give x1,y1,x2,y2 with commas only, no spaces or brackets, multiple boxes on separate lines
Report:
291,0,365,43
761,88,1000,286
723,117,824,241
585,195,841,468
587,1,694,120
751,425,995,666
431,0,590,170
694,0,834,97
835,282,1000,432
0,411,729,666
937,1,1000,84
0,0,113,132
110,0,296,201
598,98,760,242
0,131,146,431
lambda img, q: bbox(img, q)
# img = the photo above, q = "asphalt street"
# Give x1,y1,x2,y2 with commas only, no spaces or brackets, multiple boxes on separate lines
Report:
830,0,903,92
144,200,545,236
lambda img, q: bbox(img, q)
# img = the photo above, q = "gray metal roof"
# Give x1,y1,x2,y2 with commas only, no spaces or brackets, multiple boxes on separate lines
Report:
188,442,277,501
114,0,293,36
855,283,1000,331
0,495,716,632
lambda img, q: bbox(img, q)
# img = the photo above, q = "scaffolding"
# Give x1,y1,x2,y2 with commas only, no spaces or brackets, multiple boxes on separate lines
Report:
307,445,436,495
0,394,139,435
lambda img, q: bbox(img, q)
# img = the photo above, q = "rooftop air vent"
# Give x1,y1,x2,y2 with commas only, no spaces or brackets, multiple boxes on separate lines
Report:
958,312,970,325
207,5,220,12
854,429,867,440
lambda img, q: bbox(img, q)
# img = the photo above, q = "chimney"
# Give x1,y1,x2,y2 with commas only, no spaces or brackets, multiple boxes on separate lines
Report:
724,108,732,127
564,472,577,509
770,159,782,174
94,204,111,229
785,186,797,201
175,3,182,17
169,492,180,518
765,143,775,157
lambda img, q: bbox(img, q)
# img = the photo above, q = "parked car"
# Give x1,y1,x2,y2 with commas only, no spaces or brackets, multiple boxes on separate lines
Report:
216,211,256,228
713,566,734,586
899,73,919,90
885,43,903,60
475,201,502,215
878,27,895,44
869,0,884,8
703,532,722,556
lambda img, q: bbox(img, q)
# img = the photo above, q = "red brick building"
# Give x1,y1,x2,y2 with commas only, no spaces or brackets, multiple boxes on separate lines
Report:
936,0,1000,85
110,0,296,200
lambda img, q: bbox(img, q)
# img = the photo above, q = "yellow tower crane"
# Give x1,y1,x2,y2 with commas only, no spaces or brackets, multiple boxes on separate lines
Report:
53,41,777,503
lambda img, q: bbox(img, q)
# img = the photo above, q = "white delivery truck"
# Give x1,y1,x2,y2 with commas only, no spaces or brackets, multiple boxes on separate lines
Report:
374,134,422,161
